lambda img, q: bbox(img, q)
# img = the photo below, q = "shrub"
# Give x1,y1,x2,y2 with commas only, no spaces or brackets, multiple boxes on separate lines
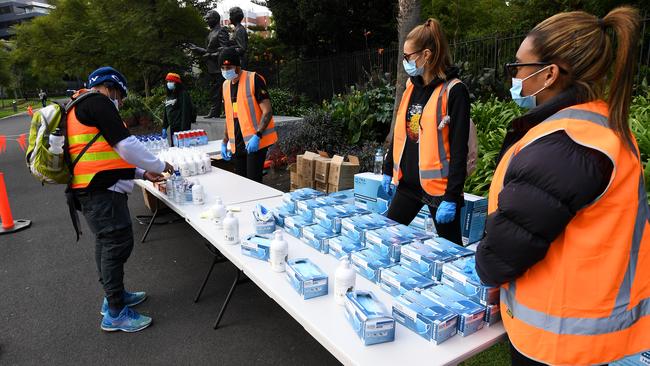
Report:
268,87,313,117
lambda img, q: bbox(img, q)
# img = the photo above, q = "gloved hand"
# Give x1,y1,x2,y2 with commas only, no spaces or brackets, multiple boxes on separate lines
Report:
221,141,232,161
435,201,456,224
382,174,393,195
161,128,167,139
246,134,260,154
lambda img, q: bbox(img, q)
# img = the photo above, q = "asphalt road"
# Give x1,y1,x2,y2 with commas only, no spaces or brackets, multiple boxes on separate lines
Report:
0,113,339,366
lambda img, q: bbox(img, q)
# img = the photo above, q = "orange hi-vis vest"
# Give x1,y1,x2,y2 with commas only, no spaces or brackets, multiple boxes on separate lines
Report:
488,100,650,365
392,78,459,196
223,70,278,153
67,90,135,189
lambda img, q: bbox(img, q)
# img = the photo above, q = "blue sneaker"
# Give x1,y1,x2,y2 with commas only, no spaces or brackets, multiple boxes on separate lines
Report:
100,291,147,316
101,306,152,332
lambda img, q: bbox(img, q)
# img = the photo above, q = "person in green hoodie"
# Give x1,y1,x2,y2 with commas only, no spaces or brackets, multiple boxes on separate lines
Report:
162,73,196,145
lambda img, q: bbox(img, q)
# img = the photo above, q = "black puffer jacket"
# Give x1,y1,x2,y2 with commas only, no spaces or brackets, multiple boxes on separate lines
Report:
475,89,614,286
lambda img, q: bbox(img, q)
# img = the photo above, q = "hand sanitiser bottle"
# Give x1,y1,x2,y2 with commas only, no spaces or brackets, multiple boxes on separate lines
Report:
269,230,288,272
335,257,356,305
212,197,226,229
223,211,239,245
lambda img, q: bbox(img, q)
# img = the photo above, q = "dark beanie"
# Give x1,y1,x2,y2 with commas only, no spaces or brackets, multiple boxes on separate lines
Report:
219,47,241,67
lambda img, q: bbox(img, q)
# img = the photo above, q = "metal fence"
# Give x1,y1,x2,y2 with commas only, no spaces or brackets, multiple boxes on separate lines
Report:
249,18,650,102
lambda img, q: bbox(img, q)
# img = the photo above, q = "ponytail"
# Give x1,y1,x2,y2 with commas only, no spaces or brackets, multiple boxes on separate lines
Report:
603,7,641,147
529,6,641,149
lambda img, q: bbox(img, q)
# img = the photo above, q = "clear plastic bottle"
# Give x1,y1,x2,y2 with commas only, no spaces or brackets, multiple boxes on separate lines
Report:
373,148,383,175
48,128,65,171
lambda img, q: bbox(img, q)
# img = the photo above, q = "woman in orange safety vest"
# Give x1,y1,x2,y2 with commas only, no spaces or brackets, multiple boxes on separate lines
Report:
475,7,650,365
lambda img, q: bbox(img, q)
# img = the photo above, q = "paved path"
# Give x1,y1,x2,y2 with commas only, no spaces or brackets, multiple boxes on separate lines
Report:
0,114,337,365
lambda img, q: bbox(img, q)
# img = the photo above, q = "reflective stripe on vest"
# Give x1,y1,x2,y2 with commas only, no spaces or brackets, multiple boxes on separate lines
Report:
66,104,135,189
391,79,453,195
222,70,278,153
487,100,650,364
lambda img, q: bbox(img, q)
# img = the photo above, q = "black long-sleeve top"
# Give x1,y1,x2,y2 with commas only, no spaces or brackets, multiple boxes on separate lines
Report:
475,88,614,286
383,66,470,204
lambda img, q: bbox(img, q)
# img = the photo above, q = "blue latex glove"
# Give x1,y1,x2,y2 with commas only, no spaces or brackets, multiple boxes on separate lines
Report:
435,201,456,224
221,141,232,161
382,174,393,195
161,128,167,139
246,134,261,154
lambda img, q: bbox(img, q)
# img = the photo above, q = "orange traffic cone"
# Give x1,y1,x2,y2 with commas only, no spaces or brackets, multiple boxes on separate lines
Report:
27,105,33,116
0,172,31,235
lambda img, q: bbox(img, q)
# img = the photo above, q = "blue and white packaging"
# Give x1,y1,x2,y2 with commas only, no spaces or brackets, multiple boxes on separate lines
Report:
301,225,337,253
328,235,364,259
341,215,384,243
388,224,432,242
484,304,501,326
284,215,316,238
353,173,394,214
393,290,458,344
350,249,393,283
460,193,488,245
379,264,436,297
344,290,395,345
241,234,271,261
400,240,456,281
440,257,499,305
296,198,329,221
421,285,486,337
282,188,325,212
424,237,475,259
272,206,293,228
314,205,351,233
365,227,412,262
328,189,355,203
253,204,276,235
364,212,399,228
285,258,329,300
336,203,371,217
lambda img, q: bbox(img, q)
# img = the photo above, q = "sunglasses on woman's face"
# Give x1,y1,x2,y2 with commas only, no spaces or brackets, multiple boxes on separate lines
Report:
505,62,567,78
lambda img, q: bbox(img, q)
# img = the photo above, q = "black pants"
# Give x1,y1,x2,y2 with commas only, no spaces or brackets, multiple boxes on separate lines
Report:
385,185,462,245
77,190,134,313
233,147,268,183
207,73,224,118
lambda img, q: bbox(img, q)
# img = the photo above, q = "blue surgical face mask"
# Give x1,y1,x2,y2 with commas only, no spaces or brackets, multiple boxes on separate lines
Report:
166,82,176,90
510,65,551,109
222,68,237,80
402,55,424,77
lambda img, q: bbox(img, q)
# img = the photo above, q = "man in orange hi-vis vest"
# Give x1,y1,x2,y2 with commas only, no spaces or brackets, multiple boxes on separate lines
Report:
219,47,277,183
67,67,173,333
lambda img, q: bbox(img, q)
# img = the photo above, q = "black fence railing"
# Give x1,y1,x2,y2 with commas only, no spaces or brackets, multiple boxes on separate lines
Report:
249,18,650,102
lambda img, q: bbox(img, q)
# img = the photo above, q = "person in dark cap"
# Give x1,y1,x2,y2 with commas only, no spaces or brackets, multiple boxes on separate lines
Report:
188,10,230,118
229,6,248,68
219,47,277,183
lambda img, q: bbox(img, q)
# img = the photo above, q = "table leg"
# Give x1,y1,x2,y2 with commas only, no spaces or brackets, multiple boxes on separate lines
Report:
140,205,158,243
213,268,251,330
194,256,219,303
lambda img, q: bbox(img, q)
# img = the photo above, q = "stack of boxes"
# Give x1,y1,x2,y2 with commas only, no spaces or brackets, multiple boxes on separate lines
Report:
292,151,360,193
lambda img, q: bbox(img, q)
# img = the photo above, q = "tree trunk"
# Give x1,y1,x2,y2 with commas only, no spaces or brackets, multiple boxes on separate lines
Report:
143,72,150,98
387,0,421,144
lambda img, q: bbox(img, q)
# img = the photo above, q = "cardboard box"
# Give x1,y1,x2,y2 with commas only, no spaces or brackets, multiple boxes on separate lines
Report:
281,188,325,213
328,155,360,188
314,151,332,183
351,249,393,283
284,215,316,238
461,193,488,245
341,215,384,244
297,151,319,181
344,291,395,346
393,290,458,344
328,235,364,259
424,237,475,259
365,227,413,263
314,205,352,233
301,225,337,253
286,258,329,299
484,304,501,326
314,180,329,193
400,240,456,281
379,264,436,297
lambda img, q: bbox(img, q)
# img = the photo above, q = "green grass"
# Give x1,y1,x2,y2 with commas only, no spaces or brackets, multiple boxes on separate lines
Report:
461,341,510,366
0,97,66,119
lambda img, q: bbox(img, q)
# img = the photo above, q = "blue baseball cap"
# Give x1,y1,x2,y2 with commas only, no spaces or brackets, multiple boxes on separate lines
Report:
87,66,128,97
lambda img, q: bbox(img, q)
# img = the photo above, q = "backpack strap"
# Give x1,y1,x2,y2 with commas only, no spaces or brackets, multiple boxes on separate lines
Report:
438,78,464,130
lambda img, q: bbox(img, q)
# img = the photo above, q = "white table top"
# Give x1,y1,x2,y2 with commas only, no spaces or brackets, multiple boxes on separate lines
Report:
180,196,506,366
136,167,283,207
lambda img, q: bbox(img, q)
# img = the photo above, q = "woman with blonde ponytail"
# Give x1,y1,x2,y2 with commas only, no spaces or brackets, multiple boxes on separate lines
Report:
476,7,650,365
382,18,471,245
